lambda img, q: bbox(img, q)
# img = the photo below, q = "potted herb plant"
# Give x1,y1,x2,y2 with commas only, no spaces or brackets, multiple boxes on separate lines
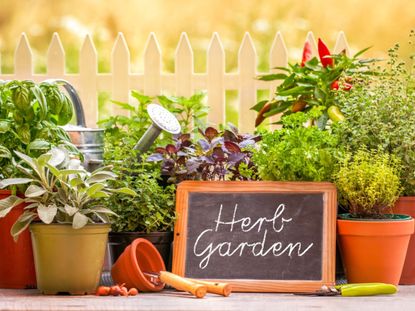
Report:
0,148,135,294
0,80,77,289
252,108,341,182
99,91,207,269
148,123,260,183
334,42,415,284
334,149,414,285
252,38,374,129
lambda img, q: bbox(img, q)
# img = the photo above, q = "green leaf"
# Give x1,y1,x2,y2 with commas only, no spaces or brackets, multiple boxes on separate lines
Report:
69,177,84,188
37,203,57,224
30,85,48,120
27,139,50,152
111,100,136,112
64,204,78,217
25,184,47,198
353,46,372,58
86,183,106,196
0,178,33,189
90,206,118,216
11,211,37,241
0,195,24,217
131,90,152,105
87,171,117,184
109,187,137,196
73,212,89,229
0,145,11,159
277,86,313,96
257,73,287,81
14,150,40,175
89,191,110,199
48,147,67,167
250,100,268,112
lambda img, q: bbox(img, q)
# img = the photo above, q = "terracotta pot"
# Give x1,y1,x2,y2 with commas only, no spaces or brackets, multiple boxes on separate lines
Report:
107,231,173,270
337,214,414,285
393,197,415,284
30,223,110,295
111,238,165,292
0,190,36,289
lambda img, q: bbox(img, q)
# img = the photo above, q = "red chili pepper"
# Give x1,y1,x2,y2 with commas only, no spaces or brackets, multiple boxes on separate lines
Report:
330,80,352,91
343,82,352,91
318,38,334,67
301,41,313,67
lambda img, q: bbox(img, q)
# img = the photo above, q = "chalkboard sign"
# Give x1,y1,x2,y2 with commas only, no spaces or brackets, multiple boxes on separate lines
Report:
172,181,337,293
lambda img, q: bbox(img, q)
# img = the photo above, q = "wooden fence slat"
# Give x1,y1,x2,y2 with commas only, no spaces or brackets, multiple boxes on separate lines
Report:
334,31,350,56
47,32,65,76
175,32,193,97
14,33,33,79
111,32,130,116
207,32,225,126
268,31,288,128
144,32,162,96
305,31,318,57
238,32,257,133
79,34,98,128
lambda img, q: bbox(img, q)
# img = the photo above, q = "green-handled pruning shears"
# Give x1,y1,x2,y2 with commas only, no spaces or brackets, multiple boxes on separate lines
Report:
296,283,397,297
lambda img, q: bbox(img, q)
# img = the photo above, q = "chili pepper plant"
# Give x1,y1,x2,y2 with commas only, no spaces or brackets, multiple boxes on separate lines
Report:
252,38,376,129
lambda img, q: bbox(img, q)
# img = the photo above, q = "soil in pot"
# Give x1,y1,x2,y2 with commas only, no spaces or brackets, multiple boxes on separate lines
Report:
0,190,36,289
30,223,110,295
108,231,173,270
337,214,414,285
393,197,415,284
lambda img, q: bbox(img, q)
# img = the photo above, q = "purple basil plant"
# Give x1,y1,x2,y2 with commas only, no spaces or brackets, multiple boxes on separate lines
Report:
148,124,261,183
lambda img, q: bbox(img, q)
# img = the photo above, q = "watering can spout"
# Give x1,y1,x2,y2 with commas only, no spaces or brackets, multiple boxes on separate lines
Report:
133,103,181,155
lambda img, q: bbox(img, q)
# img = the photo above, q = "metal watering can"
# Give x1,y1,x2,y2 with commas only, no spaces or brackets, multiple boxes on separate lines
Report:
46,79,105,172
50,80,181,171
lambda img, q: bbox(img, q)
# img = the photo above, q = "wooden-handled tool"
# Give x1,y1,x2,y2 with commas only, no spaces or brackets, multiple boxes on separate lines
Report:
144,271,207,298
144,271,232,298
187,278,232,297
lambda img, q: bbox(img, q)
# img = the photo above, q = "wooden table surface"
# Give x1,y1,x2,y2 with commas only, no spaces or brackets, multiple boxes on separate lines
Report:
0,286,414,311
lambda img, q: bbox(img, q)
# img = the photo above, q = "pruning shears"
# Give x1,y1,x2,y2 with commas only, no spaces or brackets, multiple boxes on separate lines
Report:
296,283,397,297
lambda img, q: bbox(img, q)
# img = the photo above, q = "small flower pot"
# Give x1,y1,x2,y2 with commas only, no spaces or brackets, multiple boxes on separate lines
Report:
337,214,414,285
107,231,173,270
0,190,36,289
393,197,415,284
111,238,165,292
30,223,110,295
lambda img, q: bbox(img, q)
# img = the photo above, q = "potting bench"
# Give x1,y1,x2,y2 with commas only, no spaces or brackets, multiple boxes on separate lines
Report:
0,286,414,311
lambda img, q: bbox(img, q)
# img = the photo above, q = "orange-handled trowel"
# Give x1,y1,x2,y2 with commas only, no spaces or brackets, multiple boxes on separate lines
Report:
144,271,232,298
111,238,232,298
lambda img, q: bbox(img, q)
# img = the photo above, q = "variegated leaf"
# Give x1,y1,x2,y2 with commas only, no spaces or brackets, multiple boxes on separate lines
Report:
73,212,89,229
37,203,57,224
25,184,47,198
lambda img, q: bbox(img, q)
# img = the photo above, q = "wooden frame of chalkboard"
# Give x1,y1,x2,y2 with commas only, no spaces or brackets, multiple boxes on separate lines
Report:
172,181,337,293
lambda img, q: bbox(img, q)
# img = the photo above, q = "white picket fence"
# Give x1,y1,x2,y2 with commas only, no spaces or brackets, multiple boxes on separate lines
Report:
0,31,350,133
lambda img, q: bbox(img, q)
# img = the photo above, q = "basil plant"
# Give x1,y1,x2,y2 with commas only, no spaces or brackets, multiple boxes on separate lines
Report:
0,147,136,240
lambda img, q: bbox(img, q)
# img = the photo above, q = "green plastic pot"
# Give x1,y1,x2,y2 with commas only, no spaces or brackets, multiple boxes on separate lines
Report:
30,223,110,295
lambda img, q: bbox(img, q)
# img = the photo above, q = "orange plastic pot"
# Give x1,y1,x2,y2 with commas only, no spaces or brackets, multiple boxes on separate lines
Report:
111,238,165,292
337,214,414,285
0,190,36,288
393,197,415,284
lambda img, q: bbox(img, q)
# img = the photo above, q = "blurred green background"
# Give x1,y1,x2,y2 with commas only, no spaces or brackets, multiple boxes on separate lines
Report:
0,0,414,124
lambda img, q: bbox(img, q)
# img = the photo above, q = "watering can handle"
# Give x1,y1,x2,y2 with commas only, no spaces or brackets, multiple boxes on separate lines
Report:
42,79,87,127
